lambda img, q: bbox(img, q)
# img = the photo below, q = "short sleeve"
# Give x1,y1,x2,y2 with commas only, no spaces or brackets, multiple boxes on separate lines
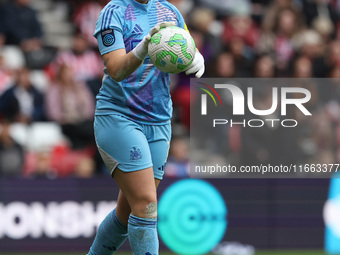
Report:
96,28,125,55
94,4,126,55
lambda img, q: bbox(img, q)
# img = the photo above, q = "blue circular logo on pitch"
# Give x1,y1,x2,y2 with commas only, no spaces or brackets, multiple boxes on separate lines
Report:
103,34,115,47
158,179,227,255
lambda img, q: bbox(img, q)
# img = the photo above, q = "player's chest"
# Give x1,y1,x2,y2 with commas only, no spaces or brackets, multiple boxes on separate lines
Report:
122,10,178,51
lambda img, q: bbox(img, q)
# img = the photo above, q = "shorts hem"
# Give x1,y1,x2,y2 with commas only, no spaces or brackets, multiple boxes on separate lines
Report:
153,174,164,180
114,163,153,174
113,163,164,180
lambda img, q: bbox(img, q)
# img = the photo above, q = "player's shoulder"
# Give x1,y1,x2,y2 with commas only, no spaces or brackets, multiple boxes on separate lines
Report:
155,0,183,19
156,0,179,12
95,0,127,34
99,0,127,17
154,0,185,27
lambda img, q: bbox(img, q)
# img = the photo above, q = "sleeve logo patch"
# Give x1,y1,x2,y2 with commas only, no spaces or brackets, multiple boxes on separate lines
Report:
101,29,115,47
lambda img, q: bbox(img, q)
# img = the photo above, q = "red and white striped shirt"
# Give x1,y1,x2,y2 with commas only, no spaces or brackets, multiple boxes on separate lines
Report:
73,2,109,47
51,50,103,82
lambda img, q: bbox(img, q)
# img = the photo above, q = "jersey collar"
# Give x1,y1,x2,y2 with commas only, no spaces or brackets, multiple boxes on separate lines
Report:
129,0,154,13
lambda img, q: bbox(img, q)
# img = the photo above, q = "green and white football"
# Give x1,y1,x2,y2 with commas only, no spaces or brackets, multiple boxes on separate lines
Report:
148,26,196,74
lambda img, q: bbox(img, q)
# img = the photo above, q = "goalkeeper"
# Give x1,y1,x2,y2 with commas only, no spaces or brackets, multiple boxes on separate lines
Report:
88,0,204,254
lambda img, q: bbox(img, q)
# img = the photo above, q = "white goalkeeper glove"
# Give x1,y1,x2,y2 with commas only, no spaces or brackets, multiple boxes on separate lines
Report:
132,21,176,61
185,51,205,78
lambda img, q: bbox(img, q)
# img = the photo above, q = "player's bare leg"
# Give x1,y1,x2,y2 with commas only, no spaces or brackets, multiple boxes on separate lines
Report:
115,191,130,226
113,167,157,218
87,169,160,255
113,167,159,255
116,179,161,226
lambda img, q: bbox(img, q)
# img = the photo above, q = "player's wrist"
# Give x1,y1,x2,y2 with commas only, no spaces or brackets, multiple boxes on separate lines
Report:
185,51,205,78
133,22,175,61
132,39,149,61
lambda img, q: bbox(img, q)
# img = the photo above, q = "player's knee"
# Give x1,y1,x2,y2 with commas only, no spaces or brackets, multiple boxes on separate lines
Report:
145,201,157,218
136,201,157,218
133,195,157,218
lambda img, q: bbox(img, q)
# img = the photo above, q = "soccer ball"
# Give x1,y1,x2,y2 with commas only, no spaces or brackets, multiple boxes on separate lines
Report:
148,26,196,74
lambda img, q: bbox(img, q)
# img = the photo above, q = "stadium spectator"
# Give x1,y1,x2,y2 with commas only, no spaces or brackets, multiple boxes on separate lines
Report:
74,156,96,178
45,64,95,150
228,37,254,77
326,40,340,69
0,0,57,69
0,0,43,51
253,54,276,78
219,8,257,76
165,137,190,177
329,66,340,78
293,55,314,78
207,51,236,78
0,119,24,176
302,0,338,35
0,67,45,123
196,0,251,17
48,32,103,96
25,151,58,179
168,0,194,18
73,0,110,47
188,8,223,59
261,0,301,33
222,7,259,48
292,29,326,77
257,7,305,75
0,53,13,94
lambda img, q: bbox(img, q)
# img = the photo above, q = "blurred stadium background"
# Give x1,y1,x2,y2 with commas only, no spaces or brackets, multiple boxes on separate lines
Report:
1,0,340,254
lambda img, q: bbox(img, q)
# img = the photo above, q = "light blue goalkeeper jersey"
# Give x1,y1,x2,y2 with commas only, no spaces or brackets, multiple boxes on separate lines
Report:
94,0,186,124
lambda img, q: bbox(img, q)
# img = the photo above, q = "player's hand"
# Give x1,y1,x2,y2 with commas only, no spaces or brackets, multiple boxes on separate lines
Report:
185,51,205,78
132,21,176,61
148,21,175,38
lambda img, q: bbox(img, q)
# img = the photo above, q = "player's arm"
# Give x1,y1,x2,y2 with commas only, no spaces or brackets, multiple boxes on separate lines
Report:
103,21,175,82
103,49,142,82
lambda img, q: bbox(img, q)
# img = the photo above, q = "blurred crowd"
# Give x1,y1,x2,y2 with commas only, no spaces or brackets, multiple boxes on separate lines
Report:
0,0,339,178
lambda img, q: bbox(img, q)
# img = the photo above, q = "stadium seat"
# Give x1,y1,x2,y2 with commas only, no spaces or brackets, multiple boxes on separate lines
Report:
0,46,25,69
29,70,50,93
10,122,68,151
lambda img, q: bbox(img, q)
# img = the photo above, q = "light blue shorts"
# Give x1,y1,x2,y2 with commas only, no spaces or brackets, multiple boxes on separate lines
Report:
94,114,171,180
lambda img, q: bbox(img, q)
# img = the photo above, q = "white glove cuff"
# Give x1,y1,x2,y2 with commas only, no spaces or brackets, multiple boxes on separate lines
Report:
132,37,150,61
